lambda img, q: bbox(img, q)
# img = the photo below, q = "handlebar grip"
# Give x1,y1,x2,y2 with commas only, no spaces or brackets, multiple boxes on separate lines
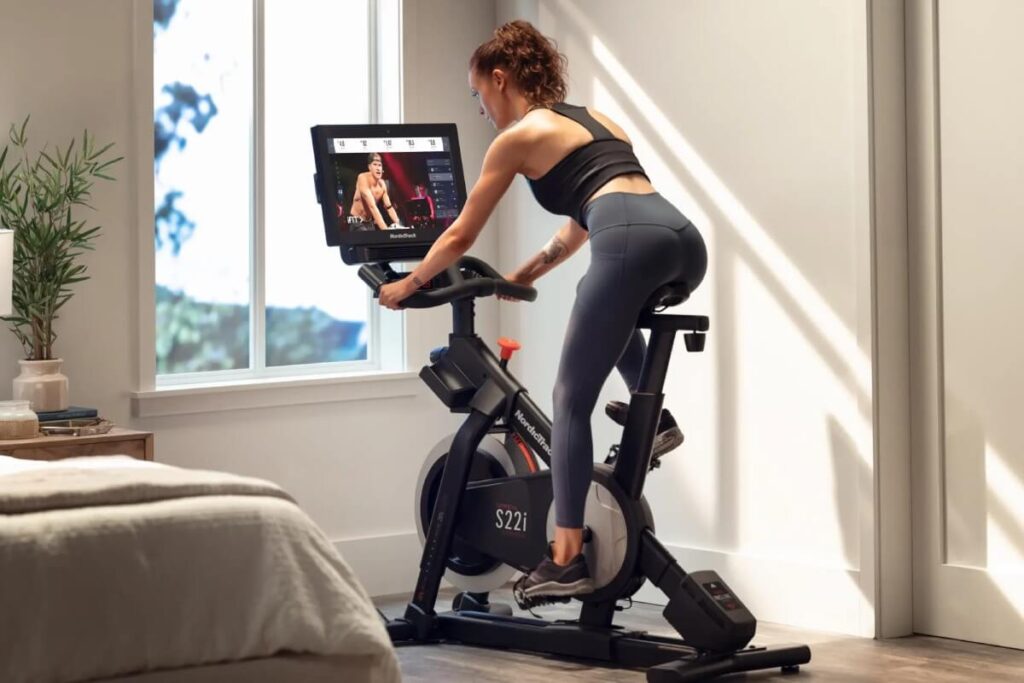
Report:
358,264,442,308
358,264,388,295
458,256,536,301
495,281,537,302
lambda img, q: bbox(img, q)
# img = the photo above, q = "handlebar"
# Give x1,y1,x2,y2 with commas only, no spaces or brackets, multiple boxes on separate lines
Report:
358,256,537,308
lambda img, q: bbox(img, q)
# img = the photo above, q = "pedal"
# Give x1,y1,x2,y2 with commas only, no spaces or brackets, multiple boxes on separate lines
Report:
604,443,666,472
452,592,512,615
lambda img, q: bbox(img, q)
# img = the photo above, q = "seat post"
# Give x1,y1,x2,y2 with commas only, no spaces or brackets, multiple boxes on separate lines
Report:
636,327,676,395
613,321,678,499
613,312,708,498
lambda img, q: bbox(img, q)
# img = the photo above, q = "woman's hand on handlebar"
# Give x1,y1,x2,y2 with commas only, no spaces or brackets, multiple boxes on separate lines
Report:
497,272,534,301
379,278,417,310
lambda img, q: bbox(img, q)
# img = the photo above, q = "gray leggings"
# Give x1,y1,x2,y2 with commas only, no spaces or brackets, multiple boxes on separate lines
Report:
551,192,707,528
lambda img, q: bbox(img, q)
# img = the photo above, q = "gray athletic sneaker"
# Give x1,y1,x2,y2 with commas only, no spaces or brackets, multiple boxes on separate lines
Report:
513,547,595,609
605,400,684,463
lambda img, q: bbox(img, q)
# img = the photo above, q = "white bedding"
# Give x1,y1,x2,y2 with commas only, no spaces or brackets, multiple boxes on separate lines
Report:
0,455,400,683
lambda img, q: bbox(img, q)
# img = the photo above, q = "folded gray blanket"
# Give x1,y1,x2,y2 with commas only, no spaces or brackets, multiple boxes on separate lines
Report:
0,457,294,514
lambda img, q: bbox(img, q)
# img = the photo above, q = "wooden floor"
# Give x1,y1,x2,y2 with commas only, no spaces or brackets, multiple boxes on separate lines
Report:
375,589,1024,682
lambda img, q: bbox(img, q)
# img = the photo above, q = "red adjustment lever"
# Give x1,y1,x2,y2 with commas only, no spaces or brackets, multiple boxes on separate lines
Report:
497,337,522,361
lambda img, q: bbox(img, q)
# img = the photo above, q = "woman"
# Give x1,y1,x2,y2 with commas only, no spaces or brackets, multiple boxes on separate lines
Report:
379,20,707,604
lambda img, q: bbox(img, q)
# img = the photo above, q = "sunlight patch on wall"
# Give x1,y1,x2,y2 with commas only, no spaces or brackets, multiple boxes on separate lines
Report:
588,32,871,401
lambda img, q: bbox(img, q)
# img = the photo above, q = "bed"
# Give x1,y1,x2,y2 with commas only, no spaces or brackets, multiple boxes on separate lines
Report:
0,455,400,683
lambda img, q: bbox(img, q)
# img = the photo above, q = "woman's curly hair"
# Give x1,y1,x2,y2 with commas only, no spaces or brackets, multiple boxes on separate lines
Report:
470,20,568,107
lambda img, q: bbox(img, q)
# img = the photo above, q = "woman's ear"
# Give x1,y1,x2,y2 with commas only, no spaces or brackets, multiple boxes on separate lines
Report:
492,68,507,93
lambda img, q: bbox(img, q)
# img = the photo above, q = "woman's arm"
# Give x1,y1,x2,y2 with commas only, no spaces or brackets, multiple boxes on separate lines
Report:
379,130,523,308
510,219,588,284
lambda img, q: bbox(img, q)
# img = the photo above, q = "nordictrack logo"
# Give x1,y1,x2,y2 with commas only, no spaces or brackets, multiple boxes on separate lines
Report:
514,409,551,457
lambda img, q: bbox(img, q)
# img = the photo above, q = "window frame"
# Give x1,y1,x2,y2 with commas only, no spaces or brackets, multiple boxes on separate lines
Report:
135,0,408,407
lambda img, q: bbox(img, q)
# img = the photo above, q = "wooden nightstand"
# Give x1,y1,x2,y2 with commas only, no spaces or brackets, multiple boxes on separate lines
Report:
0,427,154,462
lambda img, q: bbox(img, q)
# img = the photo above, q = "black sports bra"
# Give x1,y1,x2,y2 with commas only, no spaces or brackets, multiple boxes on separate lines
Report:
526,102,648,228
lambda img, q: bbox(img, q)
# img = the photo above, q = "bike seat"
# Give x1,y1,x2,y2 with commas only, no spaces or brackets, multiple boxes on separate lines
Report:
644,282,691,311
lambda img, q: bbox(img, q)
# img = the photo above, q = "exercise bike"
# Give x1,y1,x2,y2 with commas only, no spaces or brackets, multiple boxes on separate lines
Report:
360,256,811,682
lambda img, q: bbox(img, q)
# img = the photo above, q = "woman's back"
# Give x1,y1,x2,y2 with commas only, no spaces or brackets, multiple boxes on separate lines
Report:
514,104,655,224
516,106,642,181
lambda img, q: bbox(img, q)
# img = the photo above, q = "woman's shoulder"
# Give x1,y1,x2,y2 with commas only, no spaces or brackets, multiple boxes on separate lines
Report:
510,107,569,140
482,125,534,173
531,103,631,144
497,117,546,149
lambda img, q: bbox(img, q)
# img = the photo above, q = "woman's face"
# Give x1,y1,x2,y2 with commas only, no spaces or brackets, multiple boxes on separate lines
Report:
468,68,513,130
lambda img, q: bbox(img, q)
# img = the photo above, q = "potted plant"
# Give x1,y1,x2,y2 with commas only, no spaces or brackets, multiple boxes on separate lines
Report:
0,117,121,412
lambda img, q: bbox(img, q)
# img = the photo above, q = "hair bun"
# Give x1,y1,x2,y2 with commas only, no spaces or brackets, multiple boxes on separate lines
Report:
470,20,568,107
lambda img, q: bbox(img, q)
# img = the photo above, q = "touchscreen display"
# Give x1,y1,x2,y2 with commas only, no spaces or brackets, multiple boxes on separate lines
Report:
312,124,466,261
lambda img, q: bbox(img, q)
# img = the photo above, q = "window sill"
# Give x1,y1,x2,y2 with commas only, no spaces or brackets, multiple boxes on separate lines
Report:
131,370,421,418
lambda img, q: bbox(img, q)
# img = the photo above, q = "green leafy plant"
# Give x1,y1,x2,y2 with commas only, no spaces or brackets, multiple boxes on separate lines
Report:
0,117,122,360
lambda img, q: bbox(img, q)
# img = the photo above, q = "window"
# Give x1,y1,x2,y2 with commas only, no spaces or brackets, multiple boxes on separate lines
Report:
152,0,401,386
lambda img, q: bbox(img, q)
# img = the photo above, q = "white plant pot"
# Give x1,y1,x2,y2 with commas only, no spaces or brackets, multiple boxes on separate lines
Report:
13,358,69,412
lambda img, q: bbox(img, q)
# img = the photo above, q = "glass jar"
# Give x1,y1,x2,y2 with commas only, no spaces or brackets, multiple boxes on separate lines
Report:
0,400,40,440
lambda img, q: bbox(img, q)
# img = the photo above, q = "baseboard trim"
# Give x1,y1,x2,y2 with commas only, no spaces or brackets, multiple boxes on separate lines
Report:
635,543,871,637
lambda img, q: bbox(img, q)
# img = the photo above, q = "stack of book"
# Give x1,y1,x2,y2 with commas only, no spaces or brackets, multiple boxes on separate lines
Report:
35,406,99,423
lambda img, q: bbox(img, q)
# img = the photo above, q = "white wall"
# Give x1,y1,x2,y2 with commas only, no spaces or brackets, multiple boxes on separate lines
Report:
0,0,497,596
0,0,138,421
496,0,883,636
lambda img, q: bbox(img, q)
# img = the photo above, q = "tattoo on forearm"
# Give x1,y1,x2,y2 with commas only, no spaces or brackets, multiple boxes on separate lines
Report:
541,236,567,264
412,275,424,287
